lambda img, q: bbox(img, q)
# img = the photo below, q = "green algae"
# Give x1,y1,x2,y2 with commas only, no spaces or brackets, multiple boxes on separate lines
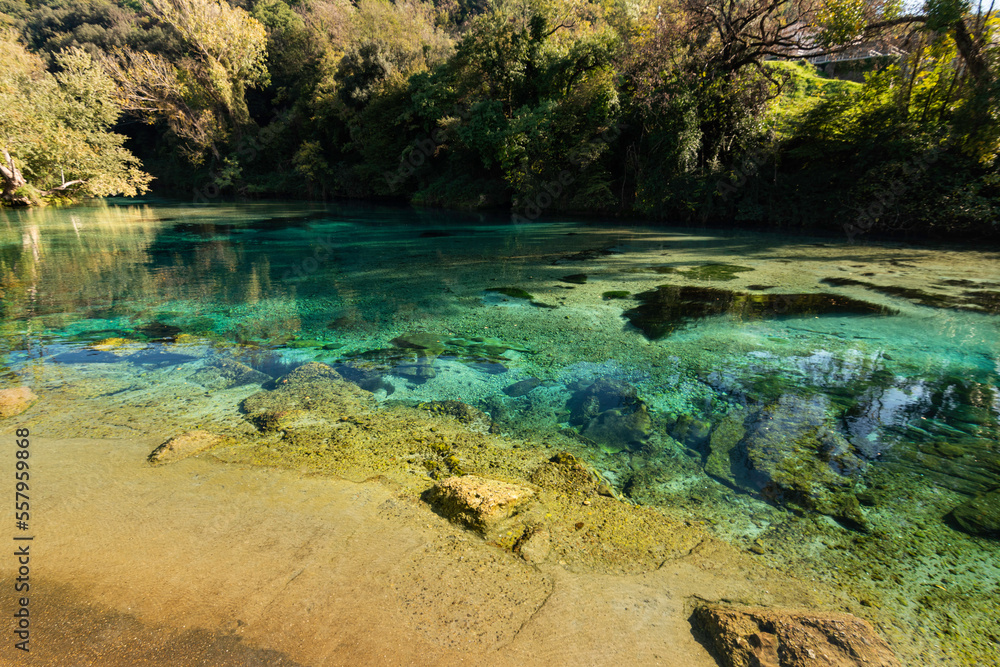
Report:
680,264,755,281
602,290,630,300
559,274,588,284
487,287,534,300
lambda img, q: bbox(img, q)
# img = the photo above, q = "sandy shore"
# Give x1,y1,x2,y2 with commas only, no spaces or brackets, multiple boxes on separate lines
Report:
0,436,848,666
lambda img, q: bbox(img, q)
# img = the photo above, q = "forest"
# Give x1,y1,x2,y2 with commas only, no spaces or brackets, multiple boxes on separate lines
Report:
0,0,998,238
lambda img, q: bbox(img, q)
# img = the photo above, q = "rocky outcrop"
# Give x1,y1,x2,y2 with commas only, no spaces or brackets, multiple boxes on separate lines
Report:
423,475,535,535
0,387,37,418
691,604,901,667
148,431,223,464
949,488,1000,537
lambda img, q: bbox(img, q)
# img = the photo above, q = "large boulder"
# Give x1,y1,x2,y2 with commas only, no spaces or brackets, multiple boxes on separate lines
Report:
949,488,1000,537
692,604,901,667
0,387,38,419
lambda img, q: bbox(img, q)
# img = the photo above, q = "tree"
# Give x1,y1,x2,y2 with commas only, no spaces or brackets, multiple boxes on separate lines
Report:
101,0,269,161
0,34,151,205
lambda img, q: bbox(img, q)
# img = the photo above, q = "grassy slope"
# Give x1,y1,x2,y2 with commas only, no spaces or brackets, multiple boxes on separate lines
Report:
764,61,861,138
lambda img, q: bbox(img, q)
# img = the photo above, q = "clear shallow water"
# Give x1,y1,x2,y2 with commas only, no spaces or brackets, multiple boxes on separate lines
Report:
2,199,999,662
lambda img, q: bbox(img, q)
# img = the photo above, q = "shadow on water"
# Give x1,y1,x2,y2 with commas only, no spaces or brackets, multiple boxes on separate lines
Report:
623,285,896,339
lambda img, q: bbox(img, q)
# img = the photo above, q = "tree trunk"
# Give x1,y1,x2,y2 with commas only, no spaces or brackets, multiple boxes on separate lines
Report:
0,148,29,205
953,18,990,85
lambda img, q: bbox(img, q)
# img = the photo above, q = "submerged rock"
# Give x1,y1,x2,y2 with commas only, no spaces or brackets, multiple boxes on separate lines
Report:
190,358,271,390
823,277,1000,314
148,431,223,464
126,346,199,367
691,604,901,667
333,363,395,395
581,404,653,454
340,333,526,383
503,377,542,397
423,475,535,534
0,387,38,418
567,378,652,453
705,410,747,481
136,321,183,342
240,362,372,431
486,287,534,300
748,395,867,527
513,525,551,563
624,286,895,339
50,348,123,364
707,394,868,529
949,488,1000,537
672,414,712,450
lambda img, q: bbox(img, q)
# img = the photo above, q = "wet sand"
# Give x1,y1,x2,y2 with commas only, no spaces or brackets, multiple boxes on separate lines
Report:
0,437,838,666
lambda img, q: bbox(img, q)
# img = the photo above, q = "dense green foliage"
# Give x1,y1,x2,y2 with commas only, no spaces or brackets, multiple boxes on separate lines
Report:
2,0,998,238
0,34,151,204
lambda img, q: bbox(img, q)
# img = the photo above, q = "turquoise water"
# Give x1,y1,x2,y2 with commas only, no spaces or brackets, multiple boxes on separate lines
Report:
2,199,999,661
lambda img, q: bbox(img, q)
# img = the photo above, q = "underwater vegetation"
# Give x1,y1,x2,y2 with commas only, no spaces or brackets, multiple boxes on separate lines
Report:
623,286,896,339
821,277,1000,314
637,264,755,280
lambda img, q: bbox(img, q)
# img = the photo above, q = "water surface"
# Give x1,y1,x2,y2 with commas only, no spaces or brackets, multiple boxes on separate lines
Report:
1,199,998,664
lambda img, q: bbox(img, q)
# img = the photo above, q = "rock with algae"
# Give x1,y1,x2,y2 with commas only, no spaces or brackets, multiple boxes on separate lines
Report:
0,387,38,419
949,488,1000,537
691,604,901,667
707,395,869,529
340,332,529,383
423,475,535,535
190,358,271,390
240,362,372,431
503,377,542,397
624,286,895,339
418,400,496,434
566,378,653,453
